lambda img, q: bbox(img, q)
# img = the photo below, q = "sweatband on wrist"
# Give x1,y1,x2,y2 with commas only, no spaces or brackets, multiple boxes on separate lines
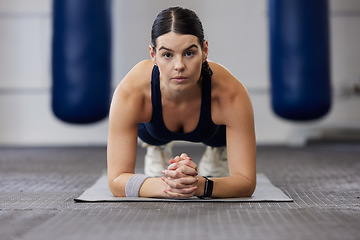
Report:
125,174,150,197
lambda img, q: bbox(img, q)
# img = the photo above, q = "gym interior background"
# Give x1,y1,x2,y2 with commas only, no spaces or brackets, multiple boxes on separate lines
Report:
0,1,359,240
0,0,359,146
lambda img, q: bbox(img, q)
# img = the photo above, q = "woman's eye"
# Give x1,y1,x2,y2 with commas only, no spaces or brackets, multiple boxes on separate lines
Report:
185,51,195,57
163,53,172,58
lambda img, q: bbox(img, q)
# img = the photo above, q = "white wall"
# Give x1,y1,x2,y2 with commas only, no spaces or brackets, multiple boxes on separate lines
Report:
0,0,359,146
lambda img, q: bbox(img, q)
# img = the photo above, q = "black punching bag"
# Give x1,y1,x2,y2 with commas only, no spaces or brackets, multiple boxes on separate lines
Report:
269,0,331,121
52,0,112,123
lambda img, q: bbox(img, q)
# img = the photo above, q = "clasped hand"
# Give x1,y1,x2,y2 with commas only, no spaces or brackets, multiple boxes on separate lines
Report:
161,153,198,198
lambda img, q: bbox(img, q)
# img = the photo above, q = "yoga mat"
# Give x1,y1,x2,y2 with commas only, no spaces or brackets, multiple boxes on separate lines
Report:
75,173,293,202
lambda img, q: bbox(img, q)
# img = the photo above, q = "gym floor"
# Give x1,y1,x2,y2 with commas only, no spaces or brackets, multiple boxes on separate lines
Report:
1,142,359,240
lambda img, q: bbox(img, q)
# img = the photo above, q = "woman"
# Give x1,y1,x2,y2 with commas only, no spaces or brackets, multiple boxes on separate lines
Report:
107,6,256,199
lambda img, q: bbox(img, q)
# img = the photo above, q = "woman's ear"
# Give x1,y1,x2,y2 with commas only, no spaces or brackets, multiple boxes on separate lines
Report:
202,40,209,61
149,45,156,64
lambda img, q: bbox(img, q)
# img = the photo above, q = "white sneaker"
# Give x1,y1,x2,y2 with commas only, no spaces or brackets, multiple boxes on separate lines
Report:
143,142,174,177
198,146,229,177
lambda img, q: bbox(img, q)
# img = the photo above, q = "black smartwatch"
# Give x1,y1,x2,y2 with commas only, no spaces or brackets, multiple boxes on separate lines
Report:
198,176,213,199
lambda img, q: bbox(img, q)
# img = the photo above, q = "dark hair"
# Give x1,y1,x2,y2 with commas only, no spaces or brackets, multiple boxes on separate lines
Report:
151,6,213,78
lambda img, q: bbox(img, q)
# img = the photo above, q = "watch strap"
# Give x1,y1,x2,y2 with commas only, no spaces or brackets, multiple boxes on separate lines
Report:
198,176,213,199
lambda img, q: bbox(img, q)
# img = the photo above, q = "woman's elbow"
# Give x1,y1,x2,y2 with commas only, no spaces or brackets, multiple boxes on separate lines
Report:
110,189,125,197
235,178,256,197
108,177,126,197
244,180,256,197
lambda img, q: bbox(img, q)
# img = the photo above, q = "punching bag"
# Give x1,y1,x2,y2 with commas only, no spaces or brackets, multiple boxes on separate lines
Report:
269,0,331,121
52,0,112,124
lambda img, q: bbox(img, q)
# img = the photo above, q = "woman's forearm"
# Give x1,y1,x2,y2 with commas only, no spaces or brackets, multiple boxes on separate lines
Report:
109,173,168,198
139,177,168,198
206,175,256,198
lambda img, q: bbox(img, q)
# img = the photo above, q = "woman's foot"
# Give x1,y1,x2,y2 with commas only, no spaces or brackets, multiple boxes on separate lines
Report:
143,142,174,177
198,146,229,177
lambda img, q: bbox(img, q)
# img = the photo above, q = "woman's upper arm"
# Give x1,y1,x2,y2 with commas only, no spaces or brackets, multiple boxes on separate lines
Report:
107,61,152,196
226,87,256,195
226,92,256,180
212,64,257,193
107,91,139,177
107,85,139,196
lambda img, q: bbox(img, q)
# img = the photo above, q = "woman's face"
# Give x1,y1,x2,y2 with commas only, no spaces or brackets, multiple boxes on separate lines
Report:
150,32,208,91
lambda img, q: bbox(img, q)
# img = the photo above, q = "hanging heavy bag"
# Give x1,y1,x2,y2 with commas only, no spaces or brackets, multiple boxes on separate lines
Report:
269,0,331,121
52,0,112,124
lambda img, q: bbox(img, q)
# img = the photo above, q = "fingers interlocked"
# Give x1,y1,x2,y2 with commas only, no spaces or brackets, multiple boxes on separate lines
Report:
161,153,199,198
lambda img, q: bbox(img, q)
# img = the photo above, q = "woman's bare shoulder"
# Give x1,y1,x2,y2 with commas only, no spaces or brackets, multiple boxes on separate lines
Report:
209,61,253,125
208,61,248,99
119,60,153,86
114,60,153,95
110,60,154,123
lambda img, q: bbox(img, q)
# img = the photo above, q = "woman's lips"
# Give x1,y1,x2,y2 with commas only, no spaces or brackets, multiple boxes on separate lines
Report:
172,76,187,83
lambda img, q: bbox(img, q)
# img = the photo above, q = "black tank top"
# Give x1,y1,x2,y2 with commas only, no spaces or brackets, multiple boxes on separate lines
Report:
142,65,221,143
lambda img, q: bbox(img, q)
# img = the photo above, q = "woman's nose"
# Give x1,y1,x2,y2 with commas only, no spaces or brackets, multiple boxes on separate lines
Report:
174,57,185,71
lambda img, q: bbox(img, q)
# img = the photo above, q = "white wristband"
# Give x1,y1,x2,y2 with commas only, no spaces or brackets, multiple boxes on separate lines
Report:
125,174,150,197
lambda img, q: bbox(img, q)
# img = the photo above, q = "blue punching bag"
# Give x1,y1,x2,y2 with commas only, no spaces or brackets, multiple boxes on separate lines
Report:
269,0,331,121
52,0,112,124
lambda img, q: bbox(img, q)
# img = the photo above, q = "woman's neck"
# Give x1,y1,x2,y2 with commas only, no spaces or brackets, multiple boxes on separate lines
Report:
160,78,203,104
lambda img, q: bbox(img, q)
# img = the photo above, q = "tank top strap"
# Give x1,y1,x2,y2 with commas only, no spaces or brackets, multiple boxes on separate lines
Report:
200,73,212,123
150,65,162,121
